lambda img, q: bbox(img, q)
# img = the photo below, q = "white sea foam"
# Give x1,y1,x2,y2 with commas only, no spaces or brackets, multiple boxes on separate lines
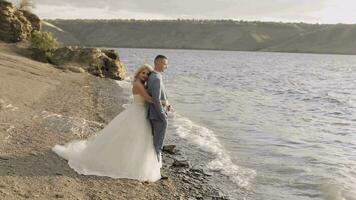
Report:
115,78,256,187
170,113,256,188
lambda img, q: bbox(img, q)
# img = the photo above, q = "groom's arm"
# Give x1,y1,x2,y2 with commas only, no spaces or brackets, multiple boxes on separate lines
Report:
150,78,167,121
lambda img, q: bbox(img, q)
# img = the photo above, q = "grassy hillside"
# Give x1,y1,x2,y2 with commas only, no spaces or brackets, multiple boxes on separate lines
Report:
44,19,356,55
41,21,82,46
264,24,356,54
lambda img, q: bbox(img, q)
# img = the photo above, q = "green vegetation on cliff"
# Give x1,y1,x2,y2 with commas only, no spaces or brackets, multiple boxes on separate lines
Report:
30,30,59,58
44,19,356,55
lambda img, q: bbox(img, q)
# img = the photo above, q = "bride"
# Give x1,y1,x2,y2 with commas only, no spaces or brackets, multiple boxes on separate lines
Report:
52,64,162,182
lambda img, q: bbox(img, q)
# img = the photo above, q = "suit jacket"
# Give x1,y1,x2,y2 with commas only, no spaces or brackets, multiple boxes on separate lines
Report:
147,71,167,120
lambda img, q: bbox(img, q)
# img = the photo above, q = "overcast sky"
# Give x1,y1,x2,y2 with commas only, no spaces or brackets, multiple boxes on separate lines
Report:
10,0,356,24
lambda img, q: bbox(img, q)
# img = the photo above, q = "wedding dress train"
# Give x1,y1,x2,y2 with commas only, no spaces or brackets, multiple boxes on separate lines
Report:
52,94,161,182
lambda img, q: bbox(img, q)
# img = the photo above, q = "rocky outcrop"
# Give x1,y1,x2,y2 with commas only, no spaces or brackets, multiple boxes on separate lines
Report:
50,46,126,80
0,1,126,80
0,1,40,43
21,10,41,31
163,144,179,154
161,144,229,200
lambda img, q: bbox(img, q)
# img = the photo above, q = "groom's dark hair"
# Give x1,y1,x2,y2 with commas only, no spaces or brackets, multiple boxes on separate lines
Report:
154,55,167,61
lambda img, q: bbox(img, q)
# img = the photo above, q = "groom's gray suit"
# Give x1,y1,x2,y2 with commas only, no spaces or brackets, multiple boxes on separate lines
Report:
147,71,168,160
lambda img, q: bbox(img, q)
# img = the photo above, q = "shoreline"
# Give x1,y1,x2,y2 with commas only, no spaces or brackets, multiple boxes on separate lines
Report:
0,42,228,200
92,45,356,57
93,72,230,200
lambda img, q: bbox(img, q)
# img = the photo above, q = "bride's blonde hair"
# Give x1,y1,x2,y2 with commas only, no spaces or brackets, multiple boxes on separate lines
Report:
134,64,153,81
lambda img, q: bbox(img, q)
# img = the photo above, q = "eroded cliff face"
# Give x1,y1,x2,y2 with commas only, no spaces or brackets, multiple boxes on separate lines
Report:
0,1,126,80
50,47,126,80
0,0,40,43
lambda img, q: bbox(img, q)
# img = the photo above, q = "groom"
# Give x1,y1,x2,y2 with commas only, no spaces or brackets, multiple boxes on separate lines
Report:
147,55,169,167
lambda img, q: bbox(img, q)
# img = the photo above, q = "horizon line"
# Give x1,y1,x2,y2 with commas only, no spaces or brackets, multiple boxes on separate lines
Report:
42,18,356,26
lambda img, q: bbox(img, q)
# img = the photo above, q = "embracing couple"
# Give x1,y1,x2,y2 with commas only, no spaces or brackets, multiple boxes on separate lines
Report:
52,55,170,182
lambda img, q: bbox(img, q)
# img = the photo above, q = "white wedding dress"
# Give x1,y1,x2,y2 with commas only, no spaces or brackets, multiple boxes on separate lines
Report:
52,94,161,182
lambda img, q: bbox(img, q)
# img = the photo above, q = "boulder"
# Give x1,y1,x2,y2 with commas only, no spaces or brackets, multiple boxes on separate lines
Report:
50,46,126,80
173,158,190,168
102,49,119,60
163,144,178,154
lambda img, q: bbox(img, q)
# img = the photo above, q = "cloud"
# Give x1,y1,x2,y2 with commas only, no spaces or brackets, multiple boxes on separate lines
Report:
6,0,353,23
33,4,171,20
313,0,356,23
32,0,325,16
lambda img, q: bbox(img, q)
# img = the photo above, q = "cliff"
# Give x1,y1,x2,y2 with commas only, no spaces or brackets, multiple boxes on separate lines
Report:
263,24,356,54
0,0,40,42
44,19,356,55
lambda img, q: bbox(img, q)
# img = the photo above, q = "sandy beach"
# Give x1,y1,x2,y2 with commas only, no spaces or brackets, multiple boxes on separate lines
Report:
0,42,226,200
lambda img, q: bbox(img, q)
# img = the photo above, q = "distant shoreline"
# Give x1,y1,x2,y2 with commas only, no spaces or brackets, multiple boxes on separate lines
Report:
44,18,355,26
90,45,356,56
42,19,356,56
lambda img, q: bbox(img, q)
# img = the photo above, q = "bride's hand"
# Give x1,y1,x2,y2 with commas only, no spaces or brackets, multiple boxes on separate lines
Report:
147,96,153,103
167,104,174,112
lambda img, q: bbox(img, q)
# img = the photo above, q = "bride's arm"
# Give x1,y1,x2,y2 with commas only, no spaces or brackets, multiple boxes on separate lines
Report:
133,81,153,103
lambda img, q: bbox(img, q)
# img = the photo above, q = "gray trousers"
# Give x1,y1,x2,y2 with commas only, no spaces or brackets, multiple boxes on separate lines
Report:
150,119,167,159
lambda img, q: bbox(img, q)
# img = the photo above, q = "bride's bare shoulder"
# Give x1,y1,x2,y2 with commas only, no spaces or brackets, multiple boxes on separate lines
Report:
133,80,144,87
132,80,146,94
